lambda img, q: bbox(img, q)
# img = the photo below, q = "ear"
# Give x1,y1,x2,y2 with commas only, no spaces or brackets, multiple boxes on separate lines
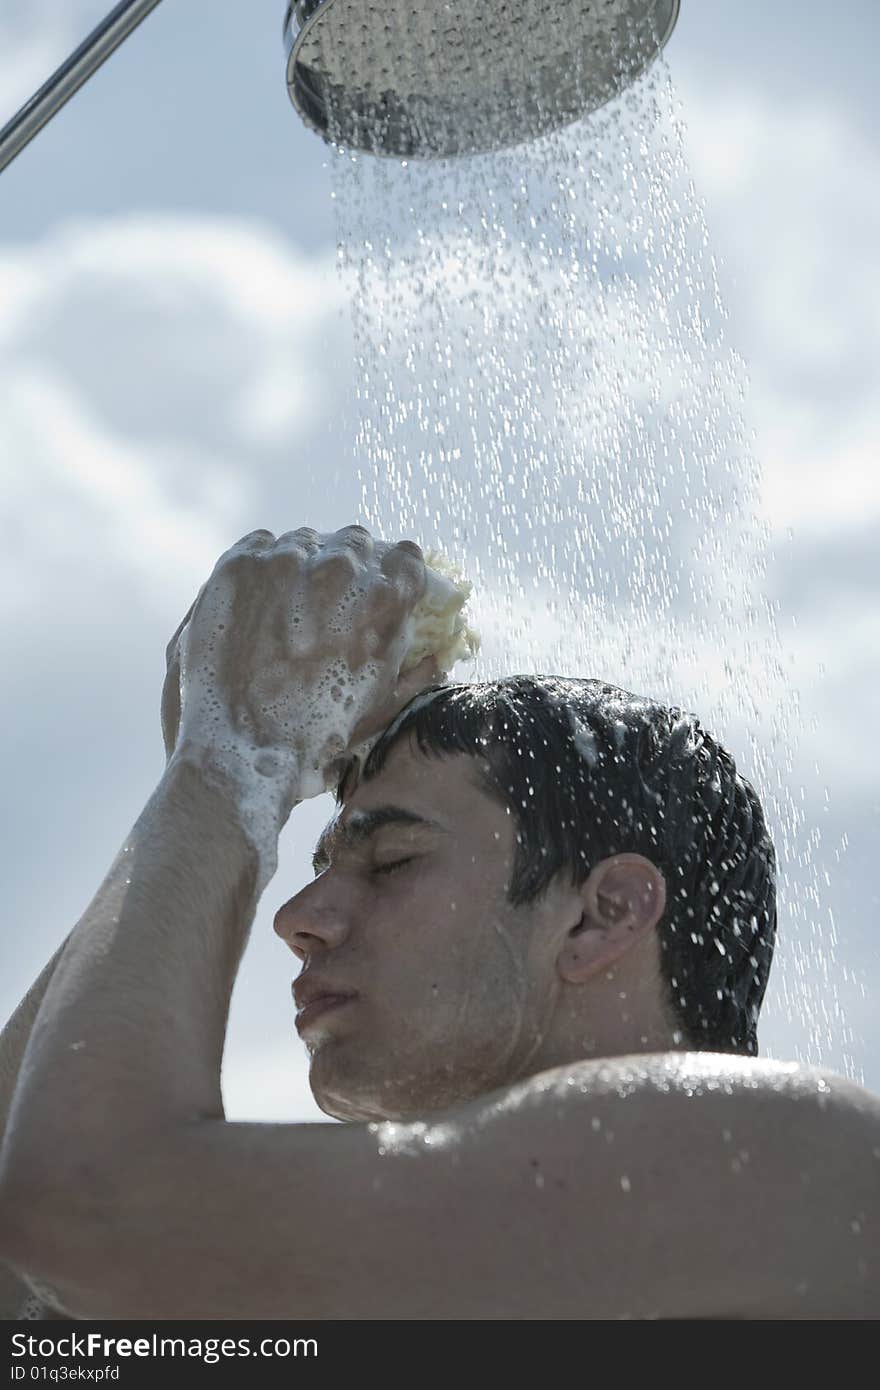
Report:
557,854,667,983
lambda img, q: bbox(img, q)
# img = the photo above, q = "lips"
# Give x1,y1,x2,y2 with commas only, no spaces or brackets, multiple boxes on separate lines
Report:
294,994,356,1033
293,977,357,1033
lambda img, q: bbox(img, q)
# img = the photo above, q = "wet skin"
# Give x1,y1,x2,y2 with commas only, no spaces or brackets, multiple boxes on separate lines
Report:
275,734,673,1122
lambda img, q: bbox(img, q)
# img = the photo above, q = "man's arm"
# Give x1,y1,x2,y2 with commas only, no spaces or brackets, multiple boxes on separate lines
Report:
0,752,258,1317
0,526,443,1318
0,755,256,1143
0,935,74,1319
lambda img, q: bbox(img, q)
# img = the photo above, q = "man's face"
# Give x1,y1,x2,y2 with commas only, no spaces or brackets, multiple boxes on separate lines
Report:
273,736,564,1121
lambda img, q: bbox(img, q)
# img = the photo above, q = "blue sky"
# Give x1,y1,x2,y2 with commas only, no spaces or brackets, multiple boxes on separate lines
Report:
1,0,878,1119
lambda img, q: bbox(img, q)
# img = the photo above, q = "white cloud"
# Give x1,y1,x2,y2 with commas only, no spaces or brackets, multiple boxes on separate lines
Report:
0,365,244,621
0,215,345,448
0,214,349,620
25,215,343,334
678,89,880,534
759,402,880,531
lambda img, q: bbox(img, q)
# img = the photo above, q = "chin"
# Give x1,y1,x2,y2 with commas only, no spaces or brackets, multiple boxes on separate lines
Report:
311,1060,493,1125
308,1048,395,1122
310,1071,418,1123
313,1092,375,1122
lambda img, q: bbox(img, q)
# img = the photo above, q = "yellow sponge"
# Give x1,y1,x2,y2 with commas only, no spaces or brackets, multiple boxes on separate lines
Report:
399,547,481,675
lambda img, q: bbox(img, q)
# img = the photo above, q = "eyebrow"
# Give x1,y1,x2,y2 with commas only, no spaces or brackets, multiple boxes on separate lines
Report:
311,806,447,874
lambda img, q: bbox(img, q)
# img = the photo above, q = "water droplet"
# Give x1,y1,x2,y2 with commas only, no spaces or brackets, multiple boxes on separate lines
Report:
324,23,845,1089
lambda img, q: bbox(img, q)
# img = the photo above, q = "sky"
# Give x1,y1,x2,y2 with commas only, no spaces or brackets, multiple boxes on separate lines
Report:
1,0,878,1122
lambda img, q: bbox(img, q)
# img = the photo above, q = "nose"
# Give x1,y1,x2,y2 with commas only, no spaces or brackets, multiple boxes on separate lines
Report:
273,881,351,962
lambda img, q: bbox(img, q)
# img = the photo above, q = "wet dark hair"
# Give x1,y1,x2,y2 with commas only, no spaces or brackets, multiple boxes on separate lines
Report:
336,675,777,1056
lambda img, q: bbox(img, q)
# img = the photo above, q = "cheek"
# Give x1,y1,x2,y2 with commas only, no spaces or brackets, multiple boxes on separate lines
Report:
447,916,534,1017
369,869,527,1005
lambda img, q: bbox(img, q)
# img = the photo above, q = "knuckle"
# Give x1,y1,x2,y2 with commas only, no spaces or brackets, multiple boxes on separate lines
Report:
311,550,358,584
334,525,374,555
380,541,425,579
278,528,320,552
266,548,304,579
222,531,275,567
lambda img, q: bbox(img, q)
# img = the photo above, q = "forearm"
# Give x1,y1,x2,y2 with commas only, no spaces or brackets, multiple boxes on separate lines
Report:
0,753,262,1207
1,935,73,1144
1,935,75,1318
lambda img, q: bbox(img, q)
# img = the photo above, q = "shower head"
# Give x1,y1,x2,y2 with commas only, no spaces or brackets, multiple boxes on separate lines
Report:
285,0,681,160
0,0,679,178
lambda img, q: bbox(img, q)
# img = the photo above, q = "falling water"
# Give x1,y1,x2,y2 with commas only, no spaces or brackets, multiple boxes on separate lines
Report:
319,21,858,1075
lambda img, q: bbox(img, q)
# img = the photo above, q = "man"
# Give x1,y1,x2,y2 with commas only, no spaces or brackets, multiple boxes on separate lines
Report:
0,526,877,1320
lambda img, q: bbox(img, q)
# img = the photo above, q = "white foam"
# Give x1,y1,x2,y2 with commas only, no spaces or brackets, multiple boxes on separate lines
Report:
173,533,479,893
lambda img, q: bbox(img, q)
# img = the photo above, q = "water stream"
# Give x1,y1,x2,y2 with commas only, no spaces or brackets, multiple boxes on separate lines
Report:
323,39,857,1074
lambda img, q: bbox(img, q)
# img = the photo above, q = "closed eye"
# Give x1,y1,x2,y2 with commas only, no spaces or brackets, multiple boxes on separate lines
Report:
371,858,414,877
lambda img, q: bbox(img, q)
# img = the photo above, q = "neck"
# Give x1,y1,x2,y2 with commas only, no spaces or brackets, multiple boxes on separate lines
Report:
522,971,681,1078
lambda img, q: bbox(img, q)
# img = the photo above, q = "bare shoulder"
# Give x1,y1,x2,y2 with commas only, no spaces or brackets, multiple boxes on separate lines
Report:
4,1051,872,1320
471,1050,880,1147
489,1051,880,1143
516,1049,879,1114
412,1052,880,1318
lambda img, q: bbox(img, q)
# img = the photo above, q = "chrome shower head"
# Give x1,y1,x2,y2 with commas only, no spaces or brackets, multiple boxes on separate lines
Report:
285,0,681,160
0,1,679,178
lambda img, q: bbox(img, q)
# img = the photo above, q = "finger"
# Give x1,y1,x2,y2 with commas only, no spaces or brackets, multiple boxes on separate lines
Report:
380,658,446,735
395,655,446,700
309,547,360,600
383,538,423,564
165,588,203,668
379,541,427,605
227,529,276,556
348,658,446,748
160,661,181,761
277,528,322,556
329,524,375,563
161,626,187,759
360,573,406,648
